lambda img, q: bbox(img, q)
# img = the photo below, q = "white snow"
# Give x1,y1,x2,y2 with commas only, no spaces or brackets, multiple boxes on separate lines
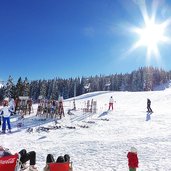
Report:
0,83,3,88
1,88,171,171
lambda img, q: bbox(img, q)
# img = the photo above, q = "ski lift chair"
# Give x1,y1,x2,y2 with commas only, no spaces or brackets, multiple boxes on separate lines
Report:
0,153,21,171
49,162,70,171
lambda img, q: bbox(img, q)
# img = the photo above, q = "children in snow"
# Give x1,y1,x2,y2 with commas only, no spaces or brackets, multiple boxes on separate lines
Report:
147,98,153,113
127,147,139,171
43,154,73,171
0,146,38,171
108,96,114,110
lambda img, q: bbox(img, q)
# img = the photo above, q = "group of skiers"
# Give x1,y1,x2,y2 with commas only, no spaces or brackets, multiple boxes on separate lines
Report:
108,96,153,113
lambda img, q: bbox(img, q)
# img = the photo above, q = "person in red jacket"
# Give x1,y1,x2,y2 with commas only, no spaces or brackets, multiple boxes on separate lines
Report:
108,96,114,110
127,147,139,171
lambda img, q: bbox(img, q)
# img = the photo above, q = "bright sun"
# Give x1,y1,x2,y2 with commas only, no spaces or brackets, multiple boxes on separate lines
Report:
128,0,171,63
133,18,168,59
139,21,164,49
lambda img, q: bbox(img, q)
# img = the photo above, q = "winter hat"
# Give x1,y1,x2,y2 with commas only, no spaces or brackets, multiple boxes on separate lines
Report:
130,147,137,153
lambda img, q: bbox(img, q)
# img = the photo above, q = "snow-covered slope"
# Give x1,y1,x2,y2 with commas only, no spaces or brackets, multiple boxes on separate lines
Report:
1,89,171,171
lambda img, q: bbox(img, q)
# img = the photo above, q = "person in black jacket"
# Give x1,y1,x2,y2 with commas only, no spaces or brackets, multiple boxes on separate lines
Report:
147,98,153,113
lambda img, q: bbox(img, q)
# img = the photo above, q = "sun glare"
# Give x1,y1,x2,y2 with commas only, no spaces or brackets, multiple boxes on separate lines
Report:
139,21,165,48
133,19,168,59
128,1,171,63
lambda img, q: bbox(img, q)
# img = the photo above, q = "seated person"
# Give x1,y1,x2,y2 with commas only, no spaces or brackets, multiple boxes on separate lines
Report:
64,154,73,171
0,146,38,171
44,154,73,171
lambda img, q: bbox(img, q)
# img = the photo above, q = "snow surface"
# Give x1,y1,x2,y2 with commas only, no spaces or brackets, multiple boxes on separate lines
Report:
1,89,171,171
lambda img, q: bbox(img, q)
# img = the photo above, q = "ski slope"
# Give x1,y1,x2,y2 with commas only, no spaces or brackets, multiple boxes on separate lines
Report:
1,89,171,171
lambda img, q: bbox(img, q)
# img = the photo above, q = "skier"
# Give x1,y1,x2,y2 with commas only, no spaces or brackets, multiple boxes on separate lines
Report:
108,96,114,110
127,147,139,171
0,99,13,133
147,98,153,113
0,146,38,171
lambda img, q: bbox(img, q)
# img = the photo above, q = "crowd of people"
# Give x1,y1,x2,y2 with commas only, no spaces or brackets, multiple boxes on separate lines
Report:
0,95,153,133
0,145,139,171
0,97,34,133
0,95,153,170
0,96,65,133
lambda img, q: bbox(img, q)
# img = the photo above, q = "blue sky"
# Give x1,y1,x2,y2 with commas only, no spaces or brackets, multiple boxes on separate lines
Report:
0,0,171,82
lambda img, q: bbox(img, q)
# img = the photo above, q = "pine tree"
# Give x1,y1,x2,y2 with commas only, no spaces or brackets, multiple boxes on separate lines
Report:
23,77,30,96
39,80,47,99
4,75,14,98
16,77,24,97
51,79,59,100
